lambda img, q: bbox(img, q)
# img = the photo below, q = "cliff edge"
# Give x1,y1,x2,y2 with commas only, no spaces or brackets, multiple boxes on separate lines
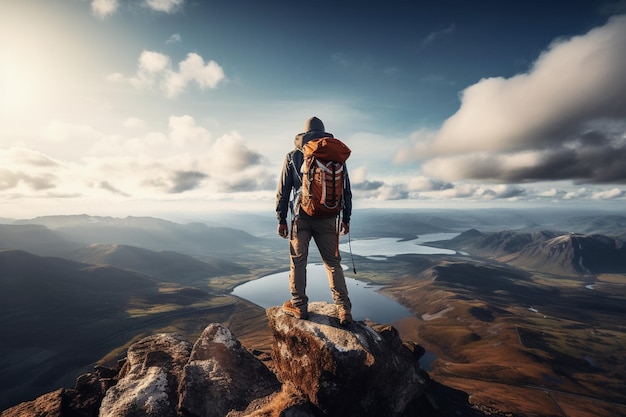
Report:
1,302,511,417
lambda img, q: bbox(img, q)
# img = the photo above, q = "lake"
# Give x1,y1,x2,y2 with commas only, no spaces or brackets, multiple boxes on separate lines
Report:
339,233,459,259
232,234,459,371
232,263,413,323
232,234,460,323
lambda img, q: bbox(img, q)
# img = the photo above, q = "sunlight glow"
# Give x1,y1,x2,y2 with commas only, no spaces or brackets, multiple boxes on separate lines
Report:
1,61,47,118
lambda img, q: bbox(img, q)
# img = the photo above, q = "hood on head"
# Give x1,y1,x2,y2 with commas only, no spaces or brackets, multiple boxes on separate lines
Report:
303,116,325,133
293,117,333,150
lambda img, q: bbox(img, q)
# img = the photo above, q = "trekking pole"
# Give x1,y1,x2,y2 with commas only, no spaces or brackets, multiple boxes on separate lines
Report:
348,229,357,274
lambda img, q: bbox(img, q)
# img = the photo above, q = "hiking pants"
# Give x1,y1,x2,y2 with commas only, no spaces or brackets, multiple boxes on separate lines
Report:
289,217,351,312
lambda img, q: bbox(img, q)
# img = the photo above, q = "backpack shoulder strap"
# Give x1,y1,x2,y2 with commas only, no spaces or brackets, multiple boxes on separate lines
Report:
288,149,303,183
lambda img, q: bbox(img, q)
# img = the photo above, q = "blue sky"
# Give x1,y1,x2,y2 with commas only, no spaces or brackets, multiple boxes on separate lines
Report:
1,0,626,220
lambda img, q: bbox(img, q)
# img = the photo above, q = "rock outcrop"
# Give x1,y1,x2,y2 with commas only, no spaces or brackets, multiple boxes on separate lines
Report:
1,303,440,417
267,302,428,416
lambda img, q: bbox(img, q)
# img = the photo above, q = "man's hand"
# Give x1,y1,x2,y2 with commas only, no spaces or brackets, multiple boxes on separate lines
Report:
278,223,289,239
340,222,349,235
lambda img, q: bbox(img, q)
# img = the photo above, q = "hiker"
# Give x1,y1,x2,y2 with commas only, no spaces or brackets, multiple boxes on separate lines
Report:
276,116,353,325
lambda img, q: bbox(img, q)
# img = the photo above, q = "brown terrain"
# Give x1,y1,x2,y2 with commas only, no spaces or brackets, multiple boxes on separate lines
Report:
2,213,626,416
380,262,626,417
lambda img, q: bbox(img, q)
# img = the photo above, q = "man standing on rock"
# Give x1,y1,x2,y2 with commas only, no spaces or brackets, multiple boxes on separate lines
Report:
275,116,353,325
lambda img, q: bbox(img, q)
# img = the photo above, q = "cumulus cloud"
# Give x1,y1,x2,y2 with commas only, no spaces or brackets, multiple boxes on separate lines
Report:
210,133,263,172
591,187,625,199
0,169,56,191
406,175,453,192
6,148,59,167
89,117,272,196
426,183,526,201
349,166,453,201
2,113,277,203
205,132,274,192
399,15,626,185
91,0,119,18
168,115,212,146
144,0,184,13
115,50,225,98
168,170,208,193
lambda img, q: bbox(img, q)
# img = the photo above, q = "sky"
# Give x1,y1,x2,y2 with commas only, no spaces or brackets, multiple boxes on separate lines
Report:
1,0,626,221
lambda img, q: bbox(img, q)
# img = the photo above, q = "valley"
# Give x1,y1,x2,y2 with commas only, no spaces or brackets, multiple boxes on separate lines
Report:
1,208,626,416
380,257,626,417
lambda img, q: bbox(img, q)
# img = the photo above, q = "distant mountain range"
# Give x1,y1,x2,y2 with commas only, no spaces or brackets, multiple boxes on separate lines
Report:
0,215,262,410
556,214,626,240
0,223,82,257
70,244,247,284
10,214,261,256
2,210,626,411
349,209,626,240
442,229,626,275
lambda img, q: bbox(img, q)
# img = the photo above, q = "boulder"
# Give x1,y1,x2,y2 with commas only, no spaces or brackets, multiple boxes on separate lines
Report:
0,389,65,417
98,325,280,417
178,323,280,417
99,333,193,417
0,365,120,417
267,302,427,417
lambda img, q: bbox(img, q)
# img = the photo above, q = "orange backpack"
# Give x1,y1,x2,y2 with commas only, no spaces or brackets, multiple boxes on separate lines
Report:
300,137,351,218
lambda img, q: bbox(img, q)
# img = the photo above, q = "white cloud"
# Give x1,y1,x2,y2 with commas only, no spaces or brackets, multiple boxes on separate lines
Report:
114,50,225,98
138,51,170,73
349,166,368,184
399,15,626,184
3,148,59,168
168,115,212,147
144,0,184,13
537,188,565,198
591,187,625,200
421,183,525,201
91,0,119,18
22,116,273,200
163,53,225,97
166,33,182,44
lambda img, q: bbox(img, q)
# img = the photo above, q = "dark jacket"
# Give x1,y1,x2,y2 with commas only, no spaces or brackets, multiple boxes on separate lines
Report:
275,130,352,225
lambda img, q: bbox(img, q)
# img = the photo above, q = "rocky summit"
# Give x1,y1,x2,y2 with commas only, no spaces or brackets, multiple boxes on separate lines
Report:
1,302,492,417
267,302,428,416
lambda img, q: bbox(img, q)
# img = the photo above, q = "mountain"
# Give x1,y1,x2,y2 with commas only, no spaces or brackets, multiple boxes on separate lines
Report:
12,215,261,257
0,224,82,257
443,229,626,275
448,229,560,255
556,214,626,240
507,233,626,275
2,304,509,417
0,249,219,411
349,211,454,239
69,244,248,284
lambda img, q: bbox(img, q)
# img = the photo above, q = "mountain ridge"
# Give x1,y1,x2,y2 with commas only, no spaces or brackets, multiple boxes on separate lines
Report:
69,243,247,284
442,229,626,275
5,215,262,257
0,249,224,410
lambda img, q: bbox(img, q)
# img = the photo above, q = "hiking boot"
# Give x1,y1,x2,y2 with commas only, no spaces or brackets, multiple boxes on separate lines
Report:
338,309,353,325
282,300,309,320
